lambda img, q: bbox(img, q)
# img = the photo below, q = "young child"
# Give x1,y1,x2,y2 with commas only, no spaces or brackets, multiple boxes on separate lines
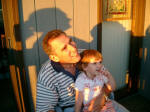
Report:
75,49,118,112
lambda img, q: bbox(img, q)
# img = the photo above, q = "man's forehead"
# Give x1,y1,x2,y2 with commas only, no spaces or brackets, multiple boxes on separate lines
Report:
51,35,69,43
49,35,70,50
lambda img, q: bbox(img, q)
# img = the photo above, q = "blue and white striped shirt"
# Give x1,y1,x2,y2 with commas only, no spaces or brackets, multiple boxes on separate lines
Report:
36,59,79,112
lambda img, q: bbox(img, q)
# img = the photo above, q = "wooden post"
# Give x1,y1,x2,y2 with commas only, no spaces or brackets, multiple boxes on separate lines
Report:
97,0,103,52
1,0,30,111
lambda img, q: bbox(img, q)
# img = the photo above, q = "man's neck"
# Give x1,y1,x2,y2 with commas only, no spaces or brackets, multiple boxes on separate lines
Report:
60,63,76,75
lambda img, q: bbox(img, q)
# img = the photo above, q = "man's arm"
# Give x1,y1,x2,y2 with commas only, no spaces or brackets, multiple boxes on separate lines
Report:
75,90,83,112
36,81,58,112
87,87,106,112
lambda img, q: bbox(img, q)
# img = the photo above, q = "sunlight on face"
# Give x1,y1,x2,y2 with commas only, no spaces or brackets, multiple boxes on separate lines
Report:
83,58,103,79
50,34,80,63
82,56,102,64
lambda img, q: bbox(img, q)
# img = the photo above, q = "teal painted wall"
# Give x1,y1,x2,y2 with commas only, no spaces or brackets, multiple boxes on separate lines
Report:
102,21,131,89
139,26,150,100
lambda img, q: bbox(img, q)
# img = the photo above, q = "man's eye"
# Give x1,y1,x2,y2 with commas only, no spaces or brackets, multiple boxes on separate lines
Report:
70,38,74,44
70,38,73,43
62,46,67,50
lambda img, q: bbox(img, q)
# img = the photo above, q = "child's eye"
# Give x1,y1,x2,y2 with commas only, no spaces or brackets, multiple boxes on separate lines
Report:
93,62,97,64
99,61,102,64
92,61,102,65
62,45,67,51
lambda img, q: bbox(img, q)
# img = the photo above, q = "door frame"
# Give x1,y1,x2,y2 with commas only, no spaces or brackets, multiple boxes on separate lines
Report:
1,0,30,111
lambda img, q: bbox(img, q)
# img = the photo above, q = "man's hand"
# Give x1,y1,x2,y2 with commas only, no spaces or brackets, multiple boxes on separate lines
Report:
87,87,106,112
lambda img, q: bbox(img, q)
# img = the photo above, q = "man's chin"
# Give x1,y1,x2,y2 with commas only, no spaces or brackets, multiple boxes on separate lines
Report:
70,58,80,63
73,56,81,62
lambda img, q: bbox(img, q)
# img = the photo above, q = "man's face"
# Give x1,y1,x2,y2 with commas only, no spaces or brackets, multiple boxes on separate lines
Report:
49,34,81,63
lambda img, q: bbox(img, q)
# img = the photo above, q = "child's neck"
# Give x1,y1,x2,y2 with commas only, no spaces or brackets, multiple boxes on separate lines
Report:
86,72,96,80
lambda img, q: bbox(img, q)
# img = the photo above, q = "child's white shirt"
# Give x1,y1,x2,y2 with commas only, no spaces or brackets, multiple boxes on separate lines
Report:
75,70,108,105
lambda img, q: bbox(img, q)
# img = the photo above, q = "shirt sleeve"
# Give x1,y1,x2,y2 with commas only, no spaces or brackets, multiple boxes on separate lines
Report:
36,81,58,112
75,74,84,91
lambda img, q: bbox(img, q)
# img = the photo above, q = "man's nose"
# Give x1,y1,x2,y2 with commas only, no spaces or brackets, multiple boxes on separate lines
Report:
68,44,76,51
70,41,77,48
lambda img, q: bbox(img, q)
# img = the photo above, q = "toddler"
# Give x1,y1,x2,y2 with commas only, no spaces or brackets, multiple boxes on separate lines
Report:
75,50,129,112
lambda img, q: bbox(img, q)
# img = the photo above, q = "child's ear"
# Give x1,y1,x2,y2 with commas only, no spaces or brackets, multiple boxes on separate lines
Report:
82,64,87,71
49,55,59,62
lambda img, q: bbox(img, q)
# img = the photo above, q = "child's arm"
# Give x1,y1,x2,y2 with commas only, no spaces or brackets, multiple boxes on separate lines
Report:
75,90,83,112
101,67,116,91
105,71,116,91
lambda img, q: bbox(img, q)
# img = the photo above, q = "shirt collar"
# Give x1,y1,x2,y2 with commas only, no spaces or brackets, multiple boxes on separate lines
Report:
51,60,80,81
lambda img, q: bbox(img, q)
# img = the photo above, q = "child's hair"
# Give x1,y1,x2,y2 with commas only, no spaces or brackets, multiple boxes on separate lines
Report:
78,49,103,71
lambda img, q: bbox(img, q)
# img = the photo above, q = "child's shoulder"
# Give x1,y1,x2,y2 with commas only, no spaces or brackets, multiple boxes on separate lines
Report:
77,72,87,79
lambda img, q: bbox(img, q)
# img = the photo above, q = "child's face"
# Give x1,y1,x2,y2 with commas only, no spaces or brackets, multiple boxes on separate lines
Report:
83,57,103,79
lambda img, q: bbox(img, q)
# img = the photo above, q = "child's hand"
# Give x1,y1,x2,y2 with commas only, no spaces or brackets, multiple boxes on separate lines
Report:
100,66,116,91
99,66,110,77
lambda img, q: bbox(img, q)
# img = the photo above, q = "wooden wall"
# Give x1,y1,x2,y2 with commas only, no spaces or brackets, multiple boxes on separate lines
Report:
20,0,98,66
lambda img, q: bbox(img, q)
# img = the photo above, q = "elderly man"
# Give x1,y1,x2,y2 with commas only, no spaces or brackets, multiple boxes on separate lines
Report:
36,29,116,112
36,29,81,112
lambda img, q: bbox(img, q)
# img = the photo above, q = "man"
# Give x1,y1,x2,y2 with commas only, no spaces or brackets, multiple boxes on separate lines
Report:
36,29,107,112
36,29,80,112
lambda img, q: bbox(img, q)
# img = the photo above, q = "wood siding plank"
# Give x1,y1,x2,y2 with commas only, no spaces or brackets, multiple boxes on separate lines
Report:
73,0,90,49
89,0,98,50
55,0,74,37
35,0,56,65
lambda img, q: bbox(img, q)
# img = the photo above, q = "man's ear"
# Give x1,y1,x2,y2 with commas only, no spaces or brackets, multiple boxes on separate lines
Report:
49,55,59,62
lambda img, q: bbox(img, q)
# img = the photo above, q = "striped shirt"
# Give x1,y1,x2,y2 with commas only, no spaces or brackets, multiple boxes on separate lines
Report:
36,59,80,112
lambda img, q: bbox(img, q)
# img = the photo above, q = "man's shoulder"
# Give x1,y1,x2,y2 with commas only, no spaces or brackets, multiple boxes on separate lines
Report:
39,59,53,73
38,60,58,83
